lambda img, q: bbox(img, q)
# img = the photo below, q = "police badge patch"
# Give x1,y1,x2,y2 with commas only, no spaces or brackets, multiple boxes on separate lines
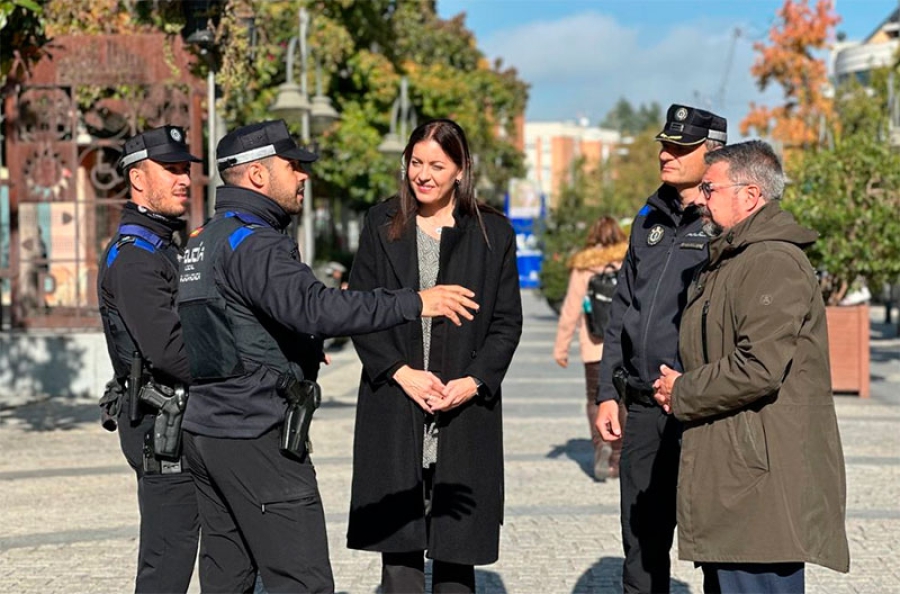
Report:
675,107,688,121
647,225,665,245
170,128,183,142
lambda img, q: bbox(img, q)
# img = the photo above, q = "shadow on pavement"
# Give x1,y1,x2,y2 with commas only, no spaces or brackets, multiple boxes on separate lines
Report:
871,344,899,365
0,397,98,431
572,556,693,593
871,314,898,340
0,334,88,403
546,438,595,481
474,568,507,593
320,398,356,409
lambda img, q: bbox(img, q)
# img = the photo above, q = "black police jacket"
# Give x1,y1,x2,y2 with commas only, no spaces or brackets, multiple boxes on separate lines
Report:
179,185,423,438
97,202,191,387
597,184,709,403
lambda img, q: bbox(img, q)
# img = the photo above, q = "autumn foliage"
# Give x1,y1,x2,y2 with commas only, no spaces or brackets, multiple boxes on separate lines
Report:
741,0,840,150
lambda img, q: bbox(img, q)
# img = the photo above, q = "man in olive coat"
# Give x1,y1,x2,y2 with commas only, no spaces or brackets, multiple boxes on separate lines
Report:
653,140,850,593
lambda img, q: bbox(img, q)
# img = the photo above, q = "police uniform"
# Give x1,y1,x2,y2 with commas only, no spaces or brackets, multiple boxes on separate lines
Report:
97,126,201,593
177,120,425,593
597,105,726,594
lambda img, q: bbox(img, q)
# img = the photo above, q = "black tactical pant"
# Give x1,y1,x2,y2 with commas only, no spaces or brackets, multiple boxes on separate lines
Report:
184,427,334,593
619,402,682,594
119,412,200,594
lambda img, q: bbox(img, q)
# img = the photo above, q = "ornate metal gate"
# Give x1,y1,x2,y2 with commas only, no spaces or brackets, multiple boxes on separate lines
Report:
2,33,207,329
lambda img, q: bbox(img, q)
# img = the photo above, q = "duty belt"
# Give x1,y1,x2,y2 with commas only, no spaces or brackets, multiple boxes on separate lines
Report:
613,367,659,408
624,384,657,407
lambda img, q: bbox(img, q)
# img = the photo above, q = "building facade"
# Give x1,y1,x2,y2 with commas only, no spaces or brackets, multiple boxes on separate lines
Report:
523,119,621,210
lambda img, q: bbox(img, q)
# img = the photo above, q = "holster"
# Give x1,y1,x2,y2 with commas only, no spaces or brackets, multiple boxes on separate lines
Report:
138,383,188,460
277,376,322,461
613,367,656,407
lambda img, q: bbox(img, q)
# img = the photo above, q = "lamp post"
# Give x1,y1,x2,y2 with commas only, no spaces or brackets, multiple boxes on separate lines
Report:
186,27,218,219
378,76,417,157
270,7,339,265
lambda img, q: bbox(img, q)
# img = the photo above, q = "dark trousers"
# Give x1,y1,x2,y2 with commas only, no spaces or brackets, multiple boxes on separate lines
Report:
382,552,475,594
184,428,333,594
619,403,682,594
702,562,805,594
119,412,200,594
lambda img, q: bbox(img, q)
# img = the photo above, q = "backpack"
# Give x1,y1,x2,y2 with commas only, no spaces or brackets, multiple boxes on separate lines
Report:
583,264,618,340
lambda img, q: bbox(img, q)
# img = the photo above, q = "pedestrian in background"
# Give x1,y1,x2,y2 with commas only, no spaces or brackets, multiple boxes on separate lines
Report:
594,104,727,593
347,118,523,594
176,119,480,593
97,126,201,593
653,140,850,593
553,215,628,481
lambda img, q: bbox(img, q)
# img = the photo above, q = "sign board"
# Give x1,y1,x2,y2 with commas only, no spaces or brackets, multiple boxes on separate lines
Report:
505,179,546,289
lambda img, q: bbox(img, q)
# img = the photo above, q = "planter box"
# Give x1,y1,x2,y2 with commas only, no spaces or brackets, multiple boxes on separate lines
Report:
826,304,870,398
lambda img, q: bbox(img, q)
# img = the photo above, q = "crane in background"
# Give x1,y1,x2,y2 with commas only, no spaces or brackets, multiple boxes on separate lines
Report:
716,27,742,112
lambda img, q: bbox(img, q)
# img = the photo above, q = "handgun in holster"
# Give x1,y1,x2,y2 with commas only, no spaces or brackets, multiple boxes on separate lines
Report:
612,366,656,406
277,376,322,461
138,382,188,460
612,367,628,402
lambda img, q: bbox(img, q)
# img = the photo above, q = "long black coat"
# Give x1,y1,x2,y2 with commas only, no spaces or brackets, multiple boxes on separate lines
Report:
347,198,522,565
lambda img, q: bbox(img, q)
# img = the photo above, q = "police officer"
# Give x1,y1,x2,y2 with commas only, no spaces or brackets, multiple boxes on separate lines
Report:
594,105,727,593
176,119,479,593
97,126,201,593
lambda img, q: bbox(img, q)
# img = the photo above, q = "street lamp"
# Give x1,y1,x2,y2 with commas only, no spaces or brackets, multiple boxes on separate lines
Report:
270,7,339,265
186,27,218,218
378,76,417,157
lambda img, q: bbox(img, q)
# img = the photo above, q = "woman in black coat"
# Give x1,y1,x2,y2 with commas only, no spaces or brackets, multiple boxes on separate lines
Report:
347,119,523,593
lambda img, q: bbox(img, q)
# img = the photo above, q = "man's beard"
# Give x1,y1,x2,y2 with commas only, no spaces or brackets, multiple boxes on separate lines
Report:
700,207,724,237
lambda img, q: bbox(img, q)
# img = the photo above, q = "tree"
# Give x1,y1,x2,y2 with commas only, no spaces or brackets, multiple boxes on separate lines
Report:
784,71,900,305
536,165,608,311
601,97,662,134
15,0,529,263
216,0,529,211
597,123,662,214
741,0,839,152
537,123,659,307
0,0,47,95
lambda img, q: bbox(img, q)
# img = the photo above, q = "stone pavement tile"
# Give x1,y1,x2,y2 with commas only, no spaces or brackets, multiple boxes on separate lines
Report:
1,291,898,593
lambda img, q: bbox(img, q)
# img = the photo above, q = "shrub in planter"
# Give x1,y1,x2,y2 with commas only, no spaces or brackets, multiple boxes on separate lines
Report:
783,97,900,305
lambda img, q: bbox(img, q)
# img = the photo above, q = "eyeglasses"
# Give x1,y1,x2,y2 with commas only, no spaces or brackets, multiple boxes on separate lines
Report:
699,181,750,199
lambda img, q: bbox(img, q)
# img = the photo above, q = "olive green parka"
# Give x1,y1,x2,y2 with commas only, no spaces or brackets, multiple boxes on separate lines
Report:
671,201,850,572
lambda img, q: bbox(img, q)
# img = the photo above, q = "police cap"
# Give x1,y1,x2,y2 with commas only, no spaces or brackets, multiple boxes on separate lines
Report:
655,104,727,146
119,126,202,170
216,120,318,172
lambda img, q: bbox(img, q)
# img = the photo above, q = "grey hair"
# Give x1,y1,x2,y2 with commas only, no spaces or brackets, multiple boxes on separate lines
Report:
703,139,784,200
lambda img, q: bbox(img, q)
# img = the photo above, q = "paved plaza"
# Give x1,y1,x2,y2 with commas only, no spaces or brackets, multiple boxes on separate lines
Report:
1,291,898,593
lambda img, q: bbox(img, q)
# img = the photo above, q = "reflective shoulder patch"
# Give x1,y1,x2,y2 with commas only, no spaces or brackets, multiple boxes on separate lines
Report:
133,238,157,253
106,235,150,267
106,244,121,268
229,226,255,250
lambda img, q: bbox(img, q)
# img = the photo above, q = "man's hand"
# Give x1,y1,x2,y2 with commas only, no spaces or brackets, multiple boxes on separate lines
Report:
419,285,479,326
652,364,681,414
431,376,480,413
393,365,446,413
554,354,568,368
594,399,622,442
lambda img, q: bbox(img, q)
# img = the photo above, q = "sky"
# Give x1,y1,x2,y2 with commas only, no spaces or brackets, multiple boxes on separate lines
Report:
436,0,898,136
